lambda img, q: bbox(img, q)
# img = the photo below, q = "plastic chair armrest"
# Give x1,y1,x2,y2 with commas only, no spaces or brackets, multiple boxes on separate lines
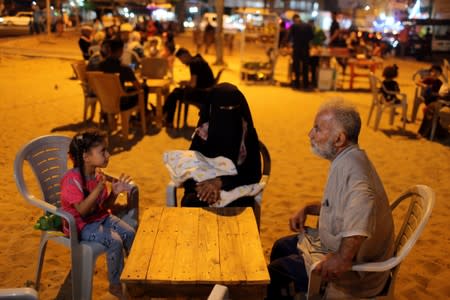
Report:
0,287,38,299
351,257,399,272
122,89,143,98
254,175,269,205
166,181,178,207
207,284,229,300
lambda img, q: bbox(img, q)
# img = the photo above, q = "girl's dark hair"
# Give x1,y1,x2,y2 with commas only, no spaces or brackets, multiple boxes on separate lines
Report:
68,129,107,197
382,64,398,79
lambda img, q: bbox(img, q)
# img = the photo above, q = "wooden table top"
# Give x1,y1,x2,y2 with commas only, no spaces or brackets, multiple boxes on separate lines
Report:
121,207,269,296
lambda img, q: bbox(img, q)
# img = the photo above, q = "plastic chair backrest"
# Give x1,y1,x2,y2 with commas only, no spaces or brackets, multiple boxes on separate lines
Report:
0,288,38,300
214,68,226,84
141,57,169,79
390,185,435,265
15,135,70,209
87,72,123,114
71,60,88,83
258,140,271,189
369,72,380,97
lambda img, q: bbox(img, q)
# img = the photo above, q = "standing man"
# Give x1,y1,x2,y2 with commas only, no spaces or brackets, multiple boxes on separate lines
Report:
328,12,340,46
266,100,394,299
163,48,215,128
288,14,314,90
308,19,326,89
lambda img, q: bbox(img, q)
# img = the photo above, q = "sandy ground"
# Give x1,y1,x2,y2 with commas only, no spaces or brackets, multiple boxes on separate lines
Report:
0,31,449,299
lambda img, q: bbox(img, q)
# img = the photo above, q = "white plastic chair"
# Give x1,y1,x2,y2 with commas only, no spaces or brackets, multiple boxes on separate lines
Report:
14,134,139,300
207,284,229,300
367,73,407,131
430,99,450,140
0,288,38,300
410,68,431,123
306,185,435,300
166,140,271,229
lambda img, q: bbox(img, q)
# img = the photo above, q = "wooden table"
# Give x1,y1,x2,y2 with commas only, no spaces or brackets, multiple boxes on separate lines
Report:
347,58,383,89
121,207,269,299
142,78,171,128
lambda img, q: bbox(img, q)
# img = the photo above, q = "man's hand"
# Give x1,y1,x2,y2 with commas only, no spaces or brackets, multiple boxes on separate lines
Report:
289,202,321,233
196,178,222,204
314,252,352,281
289,207,308,232
314,235,366,281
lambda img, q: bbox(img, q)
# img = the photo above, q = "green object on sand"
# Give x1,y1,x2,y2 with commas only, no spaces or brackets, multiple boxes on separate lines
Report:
34,213,62,231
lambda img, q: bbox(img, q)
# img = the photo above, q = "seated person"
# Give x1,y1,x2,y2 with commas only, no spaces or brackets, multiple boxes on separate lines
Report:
127,31,145,58
417,65,445,138
98,39,150,113
381,64,401,103
267,100,394,299
416,64,443,106
144,36,162,58
163,48,215,127
87,39,110,71
181,83,262,209
79,26,92,61
418,81,450,139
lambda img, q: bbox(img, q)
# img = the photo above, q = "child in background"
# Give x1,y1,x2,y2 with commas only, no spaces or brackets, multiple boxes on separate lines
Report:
60,129,135,298
417,64,443,105
381,64,401,103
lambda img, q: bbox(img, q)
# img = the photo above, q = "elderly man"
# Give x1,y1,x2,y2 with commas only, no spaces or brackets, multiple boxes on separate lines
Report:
266,100,394,299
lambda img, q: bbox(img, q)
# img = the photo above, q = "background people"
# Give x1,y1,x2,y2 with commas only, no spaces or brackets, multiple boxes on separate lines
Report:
288,14,313,90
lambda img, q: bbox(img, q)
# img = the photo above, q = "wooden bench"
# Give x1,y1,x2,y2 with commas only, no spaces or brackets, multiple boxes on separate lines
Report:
121,207,269,299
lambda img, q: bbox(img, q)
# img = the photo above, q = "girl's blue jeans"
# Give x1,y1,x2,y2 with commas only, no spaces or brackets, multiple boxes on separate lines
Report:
81,214,135,285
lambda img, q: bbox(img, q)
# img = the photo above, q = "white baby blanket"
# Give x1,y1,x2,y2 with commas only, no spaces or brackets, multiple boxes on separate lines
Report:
163,150,262,207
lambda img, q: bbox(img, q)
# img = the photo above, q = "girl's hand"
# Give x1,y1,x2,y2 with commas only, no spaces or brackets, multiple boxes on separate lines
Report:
95,172,107,193
195,178,222,204
111,173,133,195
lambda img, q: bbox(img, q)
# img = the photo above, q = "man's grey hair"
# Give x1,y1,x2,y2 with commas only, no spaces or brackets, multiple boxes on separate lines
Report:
319,98,361,144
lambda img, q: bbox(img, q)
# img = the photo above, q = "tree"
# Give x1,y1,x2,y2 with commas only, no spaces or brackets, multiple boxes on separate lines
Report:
214,0,225,66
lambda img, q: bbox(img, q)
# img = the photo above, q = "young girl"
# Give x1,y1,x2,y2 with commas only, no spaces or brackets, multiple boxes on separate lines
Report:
381,64,401,103
60,129,135,298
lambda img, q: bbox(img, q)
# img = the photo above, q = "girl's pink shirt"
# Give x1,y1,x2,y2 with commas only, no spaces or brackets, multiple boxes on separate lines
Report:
60,168,109,235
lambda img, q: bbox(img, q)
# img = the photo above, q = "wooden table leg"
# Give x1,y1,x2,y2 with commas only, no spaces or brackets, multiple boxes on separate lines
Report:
156,89,163,128
349,63,355,89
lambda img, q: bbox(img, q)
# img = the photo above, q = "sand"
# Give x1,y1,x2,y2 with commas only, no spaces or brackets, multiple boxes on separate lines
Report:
0,32,449,299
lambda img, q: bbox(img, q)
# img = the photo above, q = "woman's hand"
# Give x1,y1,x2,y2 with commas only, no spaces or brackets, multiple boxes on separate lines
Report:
111,173,133,196
195,178,222,204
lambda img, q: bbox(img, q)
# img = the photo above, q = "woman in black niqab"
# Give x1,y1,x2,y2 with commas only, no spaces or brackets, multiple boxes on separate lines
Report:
181,83,262,208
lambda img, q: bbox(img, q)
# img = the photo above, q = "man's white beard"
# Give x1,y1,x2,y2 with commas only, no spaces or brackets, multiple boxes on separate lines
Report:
310,139,337,160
